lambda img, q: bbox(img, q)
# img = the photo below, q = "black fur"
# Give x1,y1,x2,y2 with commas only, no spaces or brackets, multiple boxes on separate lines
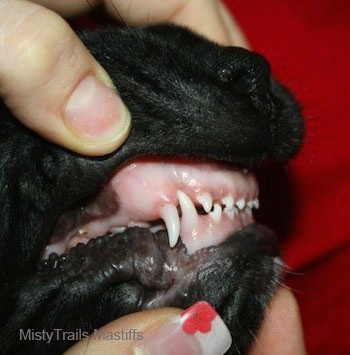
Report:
0,24,303,354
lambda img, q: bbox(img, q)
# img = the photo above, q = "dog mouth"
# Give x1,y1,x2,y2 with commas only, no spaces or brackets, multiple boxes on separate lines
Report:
37,156,279,315
42,156,260,259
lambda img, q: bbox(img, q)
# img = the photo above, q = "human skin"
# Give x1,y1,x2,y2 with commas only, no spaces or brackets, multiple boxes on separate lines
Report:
0,1,306,354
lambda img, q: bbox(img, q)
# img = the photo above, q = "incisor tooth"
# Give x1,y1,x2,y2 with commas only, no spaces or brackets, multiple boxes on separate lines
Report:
177,190,198,236
209,203,222,223
196,192,213,213
221,195,234,210
159,204,180,248
109,227,126,234
236,198,246,210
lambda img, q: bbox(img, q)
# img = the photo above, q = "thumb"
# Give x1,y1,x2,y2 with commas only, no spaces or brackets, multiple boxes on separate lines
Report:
0,0,130,156
65,302,232,355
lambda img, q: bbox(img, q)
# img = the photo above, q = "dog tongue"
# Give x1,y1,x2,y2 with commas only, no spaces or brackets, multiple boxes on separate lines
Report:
44,158,259,258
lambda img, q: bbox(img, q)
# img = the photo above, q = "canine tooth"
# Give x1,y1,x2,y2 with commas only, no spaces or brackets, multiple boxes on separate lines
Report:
236,198,246,210
221,195,234,210
177,190,198,235
253,199,260,209
196,192,213,213
209,203,222,223
159,204,180,248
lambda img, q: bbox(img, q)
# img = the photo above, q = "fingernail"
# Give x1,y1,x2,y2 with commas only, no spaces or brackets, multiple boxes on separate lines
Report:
64,75,130,143
134,301,232,355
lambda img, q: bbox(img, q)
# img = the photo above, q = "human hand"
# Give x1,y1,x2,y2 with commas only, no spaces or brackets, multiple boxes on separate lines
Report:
65,288,306,355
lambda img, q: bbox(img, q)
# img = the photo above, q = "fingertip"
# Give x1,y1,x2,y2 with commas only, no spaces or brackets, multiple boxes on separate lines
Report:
64,308,182,354
0,0,131,156
63,74,131,156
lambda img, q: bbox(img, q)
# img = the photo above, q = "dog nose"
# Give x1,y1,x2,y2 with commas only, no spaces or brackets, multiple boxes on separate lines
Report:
218,47,273,110
218,47,271,88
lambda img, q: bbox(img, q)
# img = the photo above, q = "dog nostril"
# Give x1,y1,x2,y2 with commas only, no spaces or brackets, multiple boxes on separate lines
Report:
218,67,264,96
234,72,259,93
218,48,271,96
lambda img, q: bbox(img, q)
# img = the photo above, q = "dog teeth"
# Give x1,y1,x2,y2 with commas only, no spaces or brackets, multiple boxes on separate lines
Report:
235,198,246,210
177,190,198,238
221,195,234,210
196,192,213,213
105,190,258,251
159,203,180,248
42,244,65,259
78,228,88,235
209,203,222,223
109,227,126,234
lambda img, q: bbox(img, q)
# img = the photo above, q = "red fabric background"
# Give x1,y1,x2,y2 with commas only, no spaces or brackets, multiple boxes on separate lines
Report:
223,1,350,353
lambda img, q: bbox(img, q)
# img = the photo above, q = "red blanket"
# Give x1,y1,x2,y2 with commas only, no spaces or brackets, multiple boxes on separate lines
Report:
223,0,350,353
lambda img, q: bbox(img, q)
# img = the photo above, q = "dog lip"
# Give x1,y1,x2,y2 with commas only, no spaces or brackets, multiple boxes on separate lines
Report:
224,223,280,258
38,223,279,292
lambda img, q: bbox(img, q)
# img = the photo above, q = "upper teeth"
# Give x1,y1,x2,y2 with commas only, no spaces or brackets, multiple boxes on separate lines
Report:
221,195,234,210
104,191,259,252
157,191,259,249
235,198,246,210
159,203,180,248
177,190,198,242
196,192,213,213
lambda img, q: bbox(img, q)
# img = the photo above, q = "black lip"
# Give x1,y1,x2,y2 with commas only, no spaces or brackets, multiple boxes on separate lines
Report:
13,222,281,355
225,223,280,258
38,223,279,283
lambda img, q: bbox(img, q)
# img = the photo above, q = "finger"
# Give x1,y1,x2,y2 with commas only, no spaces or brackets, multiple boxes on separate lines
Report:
30,0,191,22
0,1,131,156
249,288,306,355
65,302,232,355
32,0,249,47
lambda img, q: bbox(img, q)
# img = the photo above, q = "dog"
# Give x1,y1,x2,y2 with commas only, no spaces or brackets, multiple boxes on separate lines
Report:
0,24,303,354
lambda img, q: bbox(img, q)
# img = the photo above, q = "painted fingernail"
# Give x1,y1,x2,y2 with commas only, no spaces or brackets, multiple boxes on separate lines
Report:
134,301,232,355
64,75,130,143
